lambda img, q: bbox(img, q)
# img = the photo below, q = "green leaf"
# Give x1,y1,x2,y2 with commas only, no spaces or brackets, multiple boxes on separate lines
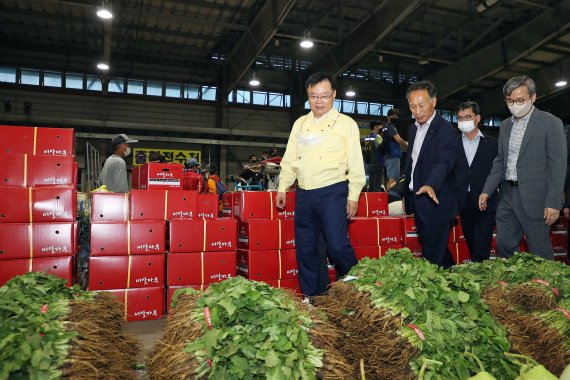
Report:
405,287,416,300
265,349,280,367
457,291,470,303
217,299,237,317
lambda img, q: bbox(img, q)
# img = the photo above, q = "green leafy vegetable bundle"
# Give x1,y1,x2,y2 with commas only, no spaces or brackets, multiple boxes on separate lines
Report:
148,276,352,380
452,253,569,376
0,272,139,379
338,249,519,380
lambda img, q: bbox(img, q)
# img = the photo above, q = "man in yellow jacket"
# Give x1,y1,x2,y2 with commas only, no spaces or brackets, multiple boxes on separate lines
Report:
276,72,366,298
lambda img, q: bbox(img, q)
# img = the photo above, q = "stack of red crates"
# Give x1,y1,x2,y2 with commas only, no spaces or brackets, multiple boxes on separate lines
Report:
228,191,300,293
88,192,167,321
448,217,471,264
166,190,237,312
349,192,402,260
0,125,78,286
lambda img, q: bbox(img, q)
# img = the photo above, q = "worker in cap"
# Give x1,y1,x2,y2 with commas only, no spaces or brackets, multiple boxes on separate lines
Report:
99,134,138,193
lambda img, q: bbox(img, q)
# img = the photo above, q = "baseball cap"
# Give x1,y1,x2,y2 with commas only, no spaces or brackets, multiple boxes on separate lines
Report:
111,133,138,147
186,157,199,167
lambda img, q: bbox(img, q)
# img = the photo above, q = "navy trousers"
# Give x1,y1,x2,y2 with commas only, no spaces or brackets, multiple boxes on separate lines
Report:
295,181,358,296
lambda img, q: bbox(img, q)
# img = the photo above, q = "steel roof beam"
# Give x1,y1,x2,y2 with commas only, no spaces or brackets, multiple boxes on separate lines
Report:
427,0,570,100
307,0,423,77
222,0,296,95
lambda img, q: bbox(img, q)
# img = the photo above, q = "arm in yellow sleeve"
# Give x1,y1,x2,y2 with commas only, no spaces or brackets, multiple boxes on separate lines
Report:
277,123,300,193
347,121,366,202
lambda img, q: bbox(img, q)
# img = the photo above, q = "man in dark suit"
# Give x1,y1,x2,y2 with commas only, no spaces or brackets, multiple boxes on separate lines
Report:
454,101,498,261
404,81,458,268
480,75,566,259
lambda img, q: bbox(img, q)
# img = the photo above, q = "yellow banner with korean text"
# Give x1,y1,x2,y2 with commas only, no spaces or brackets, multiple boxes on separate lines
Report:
133,148,201,166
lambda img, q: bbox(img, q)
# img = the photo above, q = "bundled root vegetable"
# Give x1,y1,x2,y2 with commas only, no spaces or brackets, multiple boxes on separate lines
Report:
315,281,418,380
337,249,518,380
483,283,570,376
148,276,352,380
0,272,139,379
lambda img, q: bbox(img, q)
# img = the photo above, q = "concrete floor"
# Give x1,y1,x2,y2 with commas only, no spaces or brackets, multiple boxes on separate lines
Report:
125,318,166,364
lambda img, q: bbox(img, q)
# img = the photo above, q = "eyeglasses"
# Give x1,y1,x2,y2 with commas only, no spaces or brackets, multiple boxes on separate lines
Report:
457,114,476,122
505,98,528,106
308,92,334,102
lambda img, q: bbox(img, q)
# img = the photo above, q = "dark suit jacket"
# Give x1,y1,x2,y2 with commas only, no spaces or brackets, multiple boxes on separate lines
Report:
454,133,499,212
482,108,566,218
405,113,459,222
564,127,570,207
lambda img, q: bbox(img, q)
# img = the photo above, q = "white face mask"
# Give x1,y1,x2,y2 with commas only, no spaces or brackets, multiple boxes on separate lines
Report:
458,120,476,133
124,147,131,157
508,99,533,118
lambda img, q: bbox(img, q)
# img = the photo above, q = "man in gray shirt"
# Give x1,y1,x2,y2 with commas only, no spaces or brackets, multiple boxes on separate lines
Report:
99,134,138,193
479,76,566,259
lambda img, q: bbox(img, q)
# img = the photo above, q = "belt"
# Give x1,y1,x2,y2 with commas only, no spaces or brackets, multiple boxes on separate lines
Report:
505,180,518,186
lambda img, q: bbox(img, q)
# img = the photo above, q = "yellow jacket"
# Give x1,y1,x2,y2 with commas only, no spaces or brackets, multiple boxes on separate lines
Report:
278,108,365,201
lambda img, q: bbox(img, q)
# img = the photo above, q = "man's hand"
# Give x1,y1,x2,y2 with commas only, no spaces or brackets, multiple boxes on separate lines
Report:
416,185,439,204
275,192,287,209
347,200,358,218
564,207,570,220
544,207,560,226
479,193,489,211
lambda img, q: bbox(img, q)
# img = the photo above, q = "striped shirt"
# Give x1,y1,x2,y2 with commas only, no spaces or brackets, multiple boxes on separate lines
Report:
506,108,534,181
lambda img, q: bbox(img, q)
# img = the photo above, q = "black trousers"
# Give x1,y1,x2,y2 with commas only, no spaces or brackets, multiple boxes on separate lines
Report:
460,191,496,262
367,163,385,192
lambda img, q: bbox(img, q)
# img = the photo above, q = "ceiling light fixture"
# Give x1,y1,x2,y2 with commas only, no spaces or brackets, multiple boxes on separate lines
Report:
418,57,429,65
476,0,498,13
97,62,110,70
346,86,356,97
96,1,113,19
249,72,260,86
555,80,567,87
300,29,314,49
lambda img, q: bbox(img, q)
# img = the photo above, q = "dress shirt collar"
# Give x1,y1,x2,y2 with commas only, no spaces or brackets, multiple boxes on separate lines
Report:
309,107,339,122
414,110,437,129
462,129,484,142
510,106,535,124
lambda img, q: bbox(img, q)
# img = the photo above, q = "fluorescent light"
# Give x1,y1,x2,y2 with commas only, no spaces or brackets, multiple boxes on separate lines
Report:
346,86,356,97
418,58,429,65
96,9,113,19
555,80,567,87
97,62,109,70
300,39,314,49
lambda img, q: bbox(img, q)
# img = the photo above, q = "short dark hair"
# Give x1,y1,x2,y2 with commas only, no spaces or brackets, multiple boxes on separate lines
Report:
208,163,218,174
387,108,398,117
305,72,337,91
248,154,256,160
406,80,437,100
457,101,480,115
370,120,382,130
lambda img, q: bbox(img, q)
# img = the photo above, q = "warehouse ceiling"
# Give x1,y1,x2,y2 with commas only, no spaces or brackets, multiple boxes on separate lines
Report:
1,0,569,121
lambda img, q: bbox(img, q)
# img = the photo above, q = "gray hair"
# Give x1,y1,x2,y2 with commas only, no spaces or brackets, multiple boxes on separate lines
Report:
406,80,437,101
503,75,537,97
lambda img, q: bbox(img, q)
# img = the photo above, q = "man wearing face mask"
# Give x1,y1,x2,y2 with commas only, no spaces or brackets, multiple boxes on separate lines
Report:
479,75,566,259
99,133,138,193
276,72,365,299
453,101,498,261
